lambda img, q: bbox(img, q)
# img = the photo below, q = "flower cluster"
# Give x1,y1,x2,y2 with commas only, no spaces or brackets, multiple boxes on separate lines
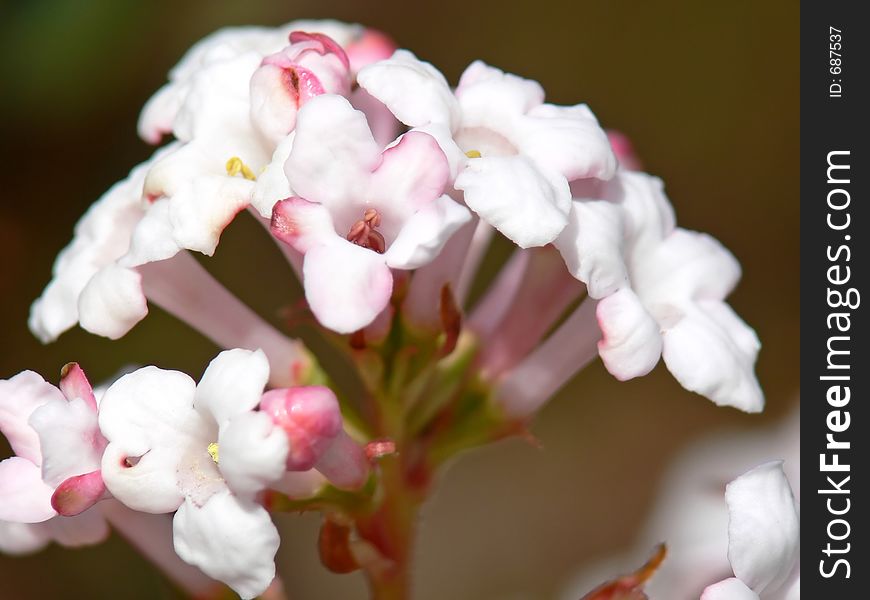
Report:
4,19,764,599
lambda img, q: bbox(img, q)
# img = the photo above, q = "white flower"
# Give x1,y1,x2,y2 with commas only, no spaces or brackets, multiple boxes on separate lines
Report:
358,51,616,247
702,462,800,600
98,349,288,598
558,170,763,412
270,94,470,333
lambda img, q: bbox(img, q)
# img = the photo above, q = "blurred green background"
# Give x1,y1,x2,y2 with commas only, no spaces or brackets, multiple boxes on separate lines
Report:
0,1,798,598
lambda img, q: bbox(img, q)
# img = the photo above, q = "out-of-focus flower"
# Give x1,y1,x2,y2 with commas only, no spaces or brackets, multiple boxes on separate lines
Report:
358,52,616,247
701,462,799,600
271,94,470,333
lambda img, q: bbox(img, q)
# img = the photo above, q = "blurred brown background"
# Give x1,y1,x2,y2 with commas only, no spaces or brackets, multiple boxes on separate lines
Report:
0,1,798,598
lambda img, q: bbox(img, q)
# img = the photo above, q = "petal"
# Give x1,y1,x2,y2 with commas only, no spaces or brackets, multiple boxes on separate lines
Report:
726,462,800,595
0,457,56,523
596,287,662,380
369,131,450,225
302,240,394,333
638,230,741,305
701,578,760,600
218,412,289,497
0,520,50,555
168,174,254,256
0,371,64,464
615,171,676,253
516,103,617,181
120,198,182,267
259,387,343,471
455,155,571,248
99,367,203,513
194,349,270,426
661,301,763,412
357,49,459,129
554,199,628,298
455,61,545,127
28,156,155,343
270,196,337,253
384,195,472,270
77,265,149,340
251,133,296,218
30,396,104,488
284,94,380,212
351,87,400,148
58,363,97,411
173,492,280,599
138,83,183,144
51,471,107,517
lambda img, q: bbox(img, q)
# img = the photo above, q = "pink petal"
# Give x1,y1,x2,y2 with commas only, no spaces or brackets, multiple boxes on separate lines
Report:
344,28,396,73
288,31,350,71
259,387,343,471
284,94,381,213
302,240,394,334
0,457,56,523
30,395,105,488
59,363,97,411
0,371,64,464
270,196,336,254
369,131,450,225
51,470,107,517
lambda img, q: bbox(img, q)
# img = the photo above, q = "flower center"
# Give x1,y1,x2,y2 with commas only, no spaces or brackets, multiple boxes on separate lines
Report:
207,442,220,464
346,208,386,253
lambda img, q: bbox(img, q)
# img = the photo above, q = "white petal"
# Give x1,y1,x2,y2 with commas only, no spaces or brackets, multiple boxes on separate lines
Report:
637,230,741,305
77,265,149,340
120,198,182,267
29,396,103,488
662,301,763,413
0,371,64,465
99,367,204,513
616,171,676,252
0,520,50,555
368,130,450,226
0,457,56,523
516,103,617,181
701,578,760,600
28,156,158,342
219,412,289,497
726,462,799,595
455,60,544,128
303,240,393,333
596,287,662,380
554,199,628,298
284,94,380,211
194,349,270,426
170,175,255,256
456,155,571,248
357,49,459,129
173,492,280,599
384,195,471,270
251,133,296,218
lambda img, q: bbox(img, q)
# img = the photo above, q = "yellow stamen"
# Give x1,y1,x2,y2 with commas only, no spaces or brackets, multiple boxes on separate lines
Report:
225,157,257,181
465,150,482,159
207,442,220,464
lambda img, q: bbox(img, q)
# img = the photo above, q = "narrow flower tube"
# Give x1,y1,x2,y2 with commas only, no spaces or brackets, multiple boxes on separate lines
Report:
138,252,313,387
495,296,600,419
474,247,583,378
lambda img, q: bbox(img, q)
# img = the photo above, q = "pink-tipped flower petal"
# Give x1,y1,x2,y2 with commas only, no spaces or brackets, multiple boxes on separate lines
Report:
51,470,107,517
